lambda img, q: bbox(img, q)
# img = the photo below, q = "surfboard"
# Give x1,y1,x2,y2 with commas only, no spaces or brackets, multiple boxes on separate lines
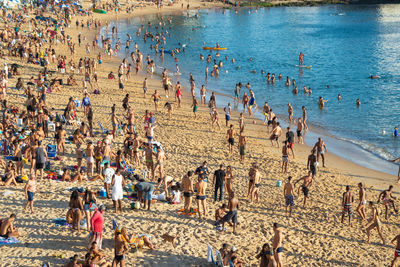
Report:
296,65,312,69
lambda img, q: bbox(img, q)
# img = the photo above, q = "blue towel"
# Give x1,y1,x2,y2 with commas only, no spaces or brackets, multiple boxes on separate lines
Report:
0,236,20,245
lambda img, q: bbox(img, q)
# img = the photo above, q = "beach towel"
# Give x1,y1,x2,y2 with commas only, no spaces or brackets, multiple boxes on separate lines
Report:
207,245,215,264
0,236,20,245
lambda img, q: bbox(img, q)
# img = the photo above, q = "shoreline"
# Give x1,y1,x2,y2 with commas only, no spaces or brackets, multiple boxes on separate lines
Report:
105,9,398,183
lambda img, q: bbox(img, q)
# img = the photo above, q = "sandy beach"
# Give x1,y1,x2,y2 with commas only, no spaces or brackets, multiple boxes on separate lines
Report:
0,1,399,267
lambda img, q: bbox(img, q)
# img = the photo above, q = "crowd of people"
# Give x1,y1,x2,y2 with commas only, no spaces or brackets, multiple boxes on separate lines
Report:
0,0,399,266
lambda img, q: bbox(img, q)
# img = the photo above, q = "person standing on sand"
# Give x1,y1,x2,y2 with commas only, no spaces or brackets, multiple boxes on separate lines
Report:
390,234,400,267
283,176,295,217
113,231,129,267
24,175,38,214
182,171,194,214
294,171,313,206
377,185,398,220
222,191,239,234
272,223,284,267
270,122,282,148
281,141,289,174
341,186,354,226
313,138,327,167
296,118,304,144
90,205,105,249
366,201,385,245
195,174,207,219
247,164,256,199
226,125,235,154
356,182,367,221
112,169,125,213
251,165,261,203
200,85,207,105
238,130,246,163
191,97,198,119
255,243,277,267
224,103,231,127
307,149,317,177
150,90,161,112
285,127,295,158
213,164,226,202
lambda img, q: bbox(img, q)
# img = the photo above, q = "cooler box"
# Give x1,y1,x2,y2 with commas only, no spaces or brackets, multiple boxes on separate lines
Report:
46,145,57,158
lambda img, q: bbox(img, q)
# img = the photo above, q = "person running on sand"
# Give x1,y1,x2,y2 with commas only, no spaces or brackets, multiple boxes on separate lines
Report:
195,174,207,219
238,130,246,163
226,125,235,154
256,243,277,267
272,223,283,267
356,182,367,221
294,171,313,206
390,234,400,267
222,191,239,234
313,138,327,167
270,122,282,148
366,201,385,245
182,171,194,214
283,176,295,217
0,214,19,238
112,231,129,267
341,185,354,227
212,108,221,130
377,185,398,220
24,175,38,214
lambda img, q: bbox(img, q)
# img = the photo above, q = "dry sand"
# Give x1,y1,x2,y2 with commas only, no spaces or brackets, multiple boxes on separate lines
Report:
0,1,399,266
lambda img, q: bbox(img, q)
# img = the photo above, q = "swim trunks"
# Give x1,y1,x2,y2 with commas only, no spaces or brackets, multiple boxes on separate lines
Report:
282,155,289,162
223,210,238,224
274,247,284,254
228,138,234,146
27,191,34,201
196,195,206,200
270,134,278,141
285,195,294,206
297,130,302,137
302,186,309,197
225,114,230,121
239,146,246,156
343,203,353,216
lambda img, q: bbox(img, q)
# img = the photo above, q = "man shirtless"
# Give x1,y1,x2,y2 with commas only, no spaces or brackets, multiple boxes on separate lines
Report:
366,201,385,245
155,146,167,179
226,125,235,154
144,143,156,180
150,90,161,111
356,182,367,221
195,174,207,219
111,105,120,138
250,165,261,203
272,223,283,267
125,106,135,134
0,214,19,238
200,85,207,105
222,191,239,234
270,122,282,148
377,185,398,220
182,171,194,214
112,232,129,267
131,134,141,166
341,186,354,227
283,176,295,216
294,171,313,206
307,149,317,178
391,234,400,267
313,138,327,167
238,131,246,163
296,118,304,144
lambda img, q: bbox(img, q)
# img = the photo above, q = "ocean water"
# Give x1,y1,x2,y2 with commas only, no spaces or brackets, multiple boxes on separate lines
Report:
101,4,400,175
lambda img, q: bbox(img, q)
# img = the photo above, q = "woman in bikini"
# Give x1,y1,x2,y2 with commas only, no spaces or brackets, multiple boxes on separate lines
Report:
69,190,83,232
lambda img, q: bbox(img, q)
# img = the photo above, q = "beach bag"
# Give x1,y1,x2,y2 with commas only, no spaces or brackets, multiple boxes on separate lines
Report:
131,201,140,210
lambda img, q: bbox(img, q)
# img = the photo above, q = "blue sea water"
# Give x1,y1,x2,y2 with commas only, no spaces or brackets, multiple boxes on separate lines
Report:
101,4,400,175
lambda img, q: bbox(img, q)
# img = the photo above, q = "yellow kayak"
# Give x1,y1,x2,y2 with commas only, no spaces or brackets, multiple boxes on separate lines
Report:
202,47,227,51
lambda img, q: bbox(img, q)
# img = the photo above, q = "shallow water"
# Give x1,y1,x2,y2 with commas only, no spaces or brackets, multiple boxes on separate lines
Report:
101,4,400,174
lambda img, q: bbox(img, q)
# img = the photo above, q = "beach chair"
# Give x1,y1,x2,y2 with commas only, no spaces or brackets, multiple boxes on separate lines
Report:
46,145,57,158
215,250,224,267
98,121,108,134
122,157,135,177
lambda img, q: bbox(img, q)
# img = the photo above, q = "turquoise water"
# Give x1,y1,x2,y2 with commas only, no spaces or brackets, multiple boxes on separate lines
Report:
101,5,400,174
